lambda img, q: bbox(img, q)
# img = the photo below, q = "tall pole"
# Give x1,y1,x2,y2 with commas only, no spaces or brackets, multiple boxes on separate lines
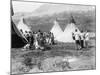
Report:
11,1,14,16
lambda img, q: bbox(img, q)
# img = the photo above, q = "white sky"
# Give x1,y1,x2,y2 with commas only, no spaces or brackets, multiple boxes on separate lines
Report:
12,1,44,13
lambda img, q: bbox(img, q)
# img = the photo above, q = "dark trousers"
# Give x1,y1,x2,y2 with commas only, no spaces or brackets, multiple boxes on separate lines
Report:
28,36,34,49
75,40,80,50
80,40,84,48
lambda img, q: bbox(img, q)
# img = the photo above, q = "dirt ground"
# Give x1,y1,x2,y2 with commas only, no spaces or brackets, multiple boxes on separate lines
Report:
11,39,96,74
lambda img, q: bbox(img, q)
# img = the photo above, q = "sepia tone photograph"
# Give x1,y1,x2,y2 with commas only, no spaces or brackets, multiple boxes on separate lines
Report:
11,0,96,74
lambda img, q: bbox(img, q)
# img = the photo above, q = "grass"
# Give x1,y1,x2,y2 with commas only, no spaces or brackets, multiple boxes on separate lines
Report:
11,39,96,74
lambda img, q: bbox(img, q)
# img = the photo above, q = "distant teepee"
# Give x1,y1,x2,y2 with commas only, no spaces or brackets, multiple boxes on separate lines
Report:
50,20,63,40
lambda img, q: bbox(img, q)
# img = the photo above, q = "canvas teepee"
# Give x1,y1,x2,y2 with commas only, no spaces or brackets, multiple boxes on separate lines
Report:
62,23,80,42
11,3,27,48
17,17,31,39
50,20,63,40
56,16,80,43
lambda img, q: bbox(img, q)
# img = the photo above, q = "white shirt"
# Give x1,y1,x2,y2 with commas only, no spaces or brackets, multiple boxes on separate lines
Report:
74,32,80,40
84,32,89,40
80,32,85,40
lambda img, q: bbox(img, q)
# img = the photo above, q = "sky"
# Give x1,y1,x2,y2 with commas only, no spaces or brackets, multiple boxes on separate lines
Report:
12,1,44,13
12,0,95,16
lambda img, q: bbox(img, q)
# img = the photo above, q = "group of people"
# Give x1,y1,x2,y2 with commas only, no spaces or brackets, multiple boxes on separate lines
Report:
21,28,89,51
72,29,89,50
22,30,55,50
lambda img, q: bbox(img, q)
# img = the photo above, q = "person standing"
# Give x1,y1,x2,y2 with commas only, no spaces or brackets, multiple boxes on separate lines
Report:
29,32,34,50
73,29,81,50
84,31,89,48
51,32,55,45
80,31,85,49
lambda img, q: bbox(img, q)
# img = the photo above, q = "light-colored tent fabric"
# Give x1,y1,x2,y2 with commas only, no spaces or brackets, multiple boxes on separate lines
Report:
57,23,80,43
17,17,31,32
17,17,31,36
17,17,32,42
12,20,28,43
50,20,63,40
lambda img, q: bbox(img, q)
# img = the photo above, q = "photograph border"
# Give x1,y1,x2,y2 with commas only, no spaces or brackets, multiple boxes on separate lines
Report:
10,0,96,74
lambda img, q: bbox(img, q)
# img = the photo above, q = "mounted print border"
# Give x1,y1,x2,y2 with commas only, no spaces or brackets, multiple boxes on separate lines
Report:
11,0,96,74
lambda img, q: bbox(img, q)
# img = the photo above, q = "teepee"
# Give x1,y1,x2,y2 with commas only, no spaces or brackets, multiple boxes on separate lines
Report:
11,3,27,48
57,16,80,43
17,17,31,40
59,23,80,42
50,20,63,40
17,17,31,32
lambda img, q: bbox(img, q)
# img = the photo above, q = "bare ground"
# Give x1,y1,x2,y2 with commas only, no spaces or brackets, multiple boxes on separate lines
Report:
11,39,96,74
